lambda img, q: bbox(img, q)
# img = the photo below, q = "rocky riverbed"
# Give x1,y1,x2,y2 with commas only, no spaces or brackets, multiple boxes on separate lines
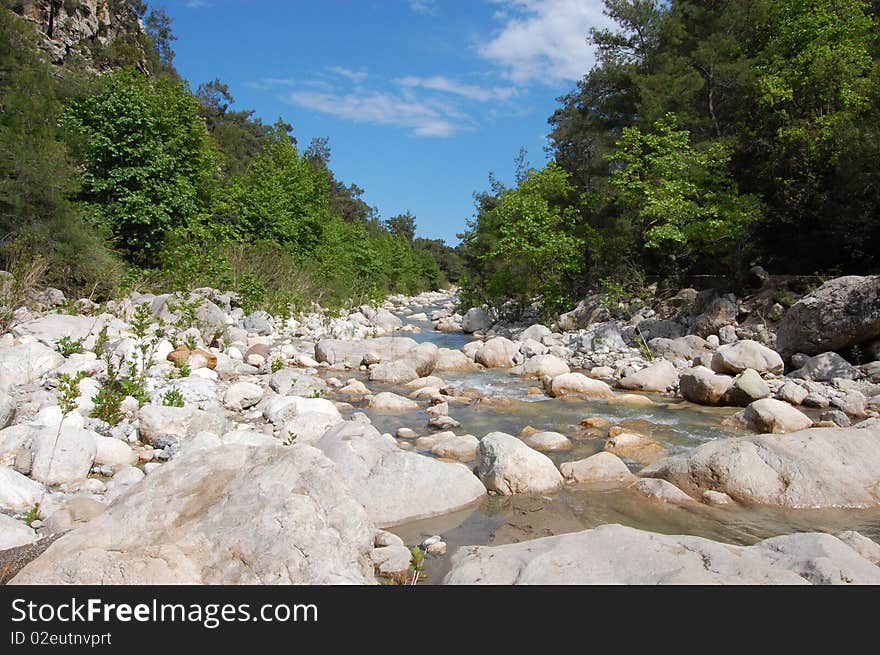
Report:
1,273,880,584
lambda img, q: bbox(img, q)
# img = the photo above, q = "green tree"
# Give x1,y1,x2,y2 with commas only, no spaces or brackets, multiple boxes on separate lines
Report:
0,8,118,292
384,211,416,242
464,163,586,316
62,69,218,265
221,121,328,254
607,114,761,275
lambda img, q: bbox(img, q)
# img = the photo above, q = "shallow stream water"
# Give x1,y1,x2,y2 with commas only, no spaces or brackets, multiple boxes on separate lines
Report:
325,302,880,583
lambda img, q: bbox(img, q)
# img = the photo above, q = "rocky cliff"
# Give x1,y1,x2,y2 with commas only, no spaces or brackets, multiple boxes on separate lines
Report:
10,0,146,70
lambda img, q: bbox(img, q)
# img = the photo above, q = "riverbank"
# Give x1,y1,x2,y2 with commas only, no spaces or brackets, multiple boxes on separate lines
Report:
1,275,879,584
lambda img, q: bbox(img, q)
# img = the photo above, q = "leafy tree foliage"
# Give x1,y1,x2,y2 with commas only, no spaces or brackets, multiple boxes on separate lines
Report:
62,69,218,265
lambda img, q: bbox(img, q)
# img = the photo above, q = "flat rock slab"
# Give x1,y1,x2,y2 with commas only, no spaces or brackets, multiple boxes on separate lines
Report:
315,337,419,368
444,524,880,584
11,444,377,584
316,421,486,528
641,427,880,508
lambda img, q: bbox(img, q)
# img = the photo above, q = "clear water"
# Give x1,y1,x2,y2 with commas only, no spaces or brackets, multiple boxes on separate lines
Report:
326,301,880,583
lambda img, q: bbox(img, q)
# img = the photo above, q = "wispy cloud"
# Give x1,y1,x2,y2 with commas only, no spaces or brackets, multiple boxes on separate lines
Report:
326,66,369,83
287,89,468,137
185,0,211,8
480,0,613,84
245,78,297,91
396,75,517,102
408,0,438,15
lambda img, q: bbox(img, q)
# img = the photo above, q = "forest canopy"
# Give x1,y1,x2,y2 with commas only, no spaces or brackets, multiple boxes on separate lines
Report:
460,0,880,317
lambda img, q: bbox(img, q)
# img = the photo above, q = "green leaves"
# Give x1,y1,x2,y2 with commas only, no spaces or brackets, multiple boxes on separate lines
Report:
62,69,218,265
464,163,586,318
607,114,760,272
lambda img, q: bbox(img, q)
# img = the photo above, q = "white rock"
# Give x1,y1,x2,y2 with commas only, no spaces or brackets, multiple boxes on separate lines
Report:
476,432,564,495
11,444,377,584
0,465,44,511
316,421,486,527
369,392,420,412
0,514,37,550
29,426,97,486
223,381,264,411
445,524,880,584
549,373,613,398
560,452,635,484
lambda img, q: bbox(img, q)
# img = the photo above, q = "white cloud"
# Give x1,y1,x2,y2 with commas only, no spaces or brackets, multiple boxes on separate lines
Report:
396,75,517,102
479,0,613,84
185,0,211,8
327,66,369,83
245,78,297,91
409,0,438,15
286,88,471,137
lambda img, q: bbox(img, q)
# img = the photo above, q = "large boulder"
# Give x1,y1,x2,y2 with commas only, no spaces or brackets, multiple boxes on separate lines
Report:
0,342,64,388
461,307,493,333
11,314,106,348
314,337,419,368
369,360,419,385
721,368,771,406
268,369,328,397
29,425,97,486
649,335,714,363
434,348,481,372
0,466,44,511
556,295,610,331
727,398,813,434
444,524,880,584
11,444,377,584
0,514,36,551
710,340,784,375
371,309,403,333
788,352,860,382
474,337,519,368
642,426,880,508
617,359,678,393
369,392,419,412
560,452,635,485
316,421,486,527
518,354,570,380
776,275,880,359
689,297,737,338
678,367,733,405
137,405,227,445
548,373,613,399
475,432,564,495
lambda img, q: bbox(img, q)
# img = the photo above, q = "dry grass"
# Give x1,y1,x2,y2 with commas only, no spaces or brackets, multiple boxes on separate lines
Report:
0,252,48,331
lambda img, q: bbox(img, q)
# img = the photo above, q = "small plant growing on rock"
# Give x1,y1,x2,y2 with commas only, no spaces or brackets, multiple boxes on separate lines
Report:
57,371,88,414
408,546,426,585
169,360,191,379
24,503,40,526
183,333,198,351
92,325,109,355
161,387,186,407
55,336,85,357
270,357,284,373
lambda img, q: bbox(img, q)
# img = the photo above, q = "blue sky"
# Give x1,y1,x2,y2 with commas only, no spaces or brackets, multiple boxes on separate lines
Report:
157,1,613,244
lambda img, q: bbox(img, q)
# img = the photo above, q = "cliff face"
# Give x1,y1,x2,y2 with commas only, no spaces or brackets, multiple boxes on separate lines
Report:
11,0,146,69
